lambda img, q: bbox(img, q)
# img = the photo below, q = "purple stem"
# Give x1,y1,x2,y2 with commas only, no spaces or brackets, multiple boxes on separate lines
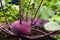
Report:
21,11,24,21
32,0,43,22
3,28,15,35
26,12,28,21
19,0,22,24
31,28,47,35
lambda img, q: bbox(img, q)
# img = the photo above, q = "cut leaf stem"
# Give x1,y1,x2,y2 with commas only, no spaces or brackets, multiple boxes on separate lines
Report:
26,12,28,21
19,0,22,24
32,0,43,22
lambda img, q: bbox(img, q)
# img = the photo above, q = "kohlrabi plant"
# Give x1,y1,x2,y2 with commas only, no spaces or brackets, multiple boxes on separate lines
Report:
0,0,60,40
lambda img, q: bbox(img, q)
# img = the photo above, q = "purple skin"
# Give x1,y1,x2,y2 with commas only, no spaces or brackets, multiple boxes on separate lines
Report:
27,17,41,27
33,17,41,26
41,20,49,26
11,20,31,36
27,20,31,26
28,17,49,27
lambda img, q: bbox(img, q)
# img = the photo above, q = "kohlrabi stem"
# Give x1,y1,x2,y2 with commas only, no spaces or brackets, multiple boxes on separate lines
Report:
0,0,10,27
26,12,28,21
32,0,43,21
19,0,22,24
21,11,24,21
28,0,31,8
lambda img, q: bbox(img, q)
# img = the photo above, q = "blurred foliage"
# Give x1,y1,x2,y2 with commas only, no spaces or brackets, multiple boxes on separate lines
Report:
0,0,60,22
0,0,60,21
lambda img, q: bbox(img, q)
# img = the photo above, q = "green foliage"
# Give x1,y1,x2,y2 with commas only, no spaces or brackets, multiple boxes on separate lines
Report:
38,6,54,20
48,15,60,24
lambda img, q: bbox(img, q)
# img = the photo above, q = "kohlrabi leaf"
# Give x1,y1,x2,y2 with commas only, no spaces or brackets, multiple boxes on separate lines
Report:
54,18,60,24
48,15,60,24
38,6,54,20
44,22,60,31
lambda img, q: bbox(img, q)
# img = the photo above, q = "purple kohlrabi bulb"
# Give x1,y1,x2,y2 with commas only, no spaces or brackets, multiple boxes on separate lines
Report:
11,20,31,36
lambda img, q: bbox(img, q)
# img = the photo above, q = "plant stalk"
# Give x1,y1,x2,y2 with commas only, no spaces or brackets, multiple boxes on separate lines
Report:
32,0,43,22
19,0,22,24
26,12,28,21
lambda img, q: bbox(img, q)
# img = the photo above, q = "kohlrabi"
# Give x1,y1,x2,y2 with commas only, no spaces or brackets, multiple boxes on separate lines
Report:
11,20,31,35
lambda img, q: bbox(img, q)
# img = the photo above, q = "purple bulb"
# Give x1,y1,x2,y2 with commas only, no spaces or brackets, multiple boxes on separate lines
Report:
28,20,31,26
11,20,31,36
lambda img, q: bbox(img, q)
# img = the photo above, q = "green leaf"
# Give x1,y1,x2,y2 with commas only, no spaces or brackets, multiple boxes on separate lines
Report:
44,22,60,31
48,15,60,24
38,6,54,20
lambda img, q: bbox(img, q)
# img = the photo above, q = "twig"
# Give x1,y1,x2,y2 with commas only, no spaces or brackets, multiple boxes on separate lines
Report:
0,0,10,27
